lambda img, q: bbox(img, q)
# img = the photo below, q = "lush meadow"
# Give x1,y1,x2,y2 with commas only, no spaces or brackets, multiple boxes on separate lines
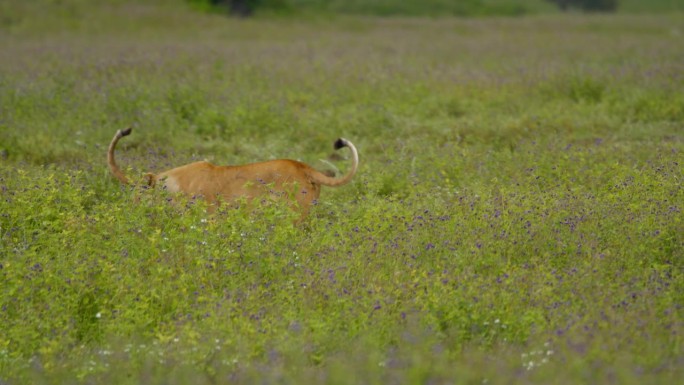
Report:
1,1,683,383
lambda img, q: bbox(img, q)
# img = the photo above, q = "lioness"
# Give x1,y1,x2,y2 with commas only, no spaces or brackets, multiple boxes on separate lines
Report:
107,127,358,217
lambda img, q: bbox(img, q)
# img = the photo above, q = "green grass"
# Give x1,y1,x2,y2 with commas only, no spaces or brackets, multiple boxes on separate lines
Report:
1,2,683,384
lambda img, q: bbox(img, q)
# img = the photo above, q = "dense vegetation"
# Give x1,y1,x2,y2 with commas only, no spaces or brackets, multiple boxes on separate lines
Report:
1,1,682,383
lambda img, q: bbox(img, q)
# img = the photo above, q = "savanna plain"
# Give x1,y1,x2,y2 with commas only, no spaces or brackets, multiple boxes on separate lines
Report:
0,1,682,384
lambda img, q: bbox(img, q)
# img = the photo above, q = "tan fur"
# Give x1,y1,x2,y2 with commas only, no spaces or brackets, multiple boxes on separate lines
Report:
107,128,358,217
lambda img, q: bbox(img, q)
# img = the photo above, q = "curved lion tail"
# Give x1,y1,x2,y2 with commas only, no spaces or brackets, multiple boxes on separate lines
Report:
310,138,359,187
107,127,133,185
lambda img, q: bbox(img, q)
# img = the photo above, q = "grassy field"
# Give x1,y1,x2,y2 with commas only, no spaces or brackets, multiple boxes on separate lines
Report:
1,1,683,384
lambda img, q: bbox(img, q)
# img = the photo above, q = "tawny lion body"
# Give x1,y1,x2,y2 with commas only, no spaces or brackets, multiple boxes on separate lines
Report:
107,128,358,217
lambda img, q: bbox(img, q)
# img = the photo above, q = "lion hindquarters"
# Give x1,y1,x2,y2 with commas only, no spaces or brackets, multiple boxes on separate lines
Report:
155,161,216,196
151,160,323,214
241,161,321,205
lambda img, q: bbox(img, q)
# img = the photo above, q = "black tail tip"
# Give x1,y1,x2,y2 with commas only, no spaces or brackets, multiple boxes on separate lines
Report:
120,127,133,137
334,138,347,150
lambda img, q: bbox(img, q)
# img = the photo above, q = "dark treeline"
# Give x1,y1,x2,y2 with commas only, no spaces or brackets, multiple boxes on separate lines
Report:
192,0,568,17
545,0,618,12
198,0,622,17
